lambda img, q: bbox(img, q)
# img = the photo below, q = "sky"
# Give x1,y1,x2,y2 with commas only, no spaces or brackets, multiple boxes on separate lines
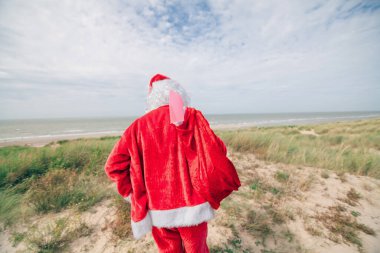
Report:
0,0,379,119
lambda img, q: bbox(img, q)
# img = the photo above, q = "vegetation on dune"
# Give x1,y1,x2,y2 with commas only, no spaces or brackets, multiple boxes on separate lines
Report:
315,204,375,252
217,118,380,178
210,237,250,253
27,169,108,213
0,118,379,252
0,137,120,226
109,195,132,240
0,137,120,188
0,137,127,250
0,188,24,226
26,217,92,253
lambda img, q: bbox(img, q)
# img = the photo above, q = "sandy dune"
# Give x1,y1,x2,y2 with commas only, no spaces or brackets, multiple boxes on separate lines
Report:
1,152,379,253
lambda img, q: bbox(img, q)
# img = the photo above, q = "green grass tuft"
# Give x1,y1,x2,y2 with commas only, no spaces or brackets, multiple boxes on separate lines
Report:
27,217,92,253
275,171,289,182
316,205,376,251
0,188,23,227
110,195,132,239
26,169,108,213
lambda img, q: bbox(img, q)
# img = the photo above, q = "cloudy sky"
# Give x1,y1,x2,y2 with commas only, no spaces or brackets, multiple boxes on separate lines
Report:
0,0,379,119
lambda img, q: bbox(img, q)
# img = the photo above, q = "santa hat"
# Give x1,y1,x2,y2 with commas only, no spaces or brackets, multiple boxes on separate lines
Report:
149,74,169,92
148,74,187,126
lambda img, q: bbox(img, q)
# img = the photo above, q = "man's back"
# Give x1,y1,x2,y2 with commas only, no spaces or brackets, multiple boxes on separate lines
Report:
104,74,240,243
129,104,208,210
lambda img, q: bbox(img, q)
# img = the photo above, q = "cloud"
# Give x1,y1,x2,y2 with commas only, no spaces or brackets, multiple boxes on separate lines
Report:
0,0,379,119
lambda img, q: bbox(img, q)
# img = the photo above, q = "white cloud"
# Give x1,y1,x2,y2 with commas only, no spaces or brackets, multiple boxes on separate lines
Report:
0,0,379,119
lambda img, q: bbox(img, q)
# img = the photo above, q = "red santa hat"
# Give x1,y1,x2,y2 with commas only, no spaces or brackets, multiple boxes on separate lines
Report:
148,73,185,126
149,73,169,92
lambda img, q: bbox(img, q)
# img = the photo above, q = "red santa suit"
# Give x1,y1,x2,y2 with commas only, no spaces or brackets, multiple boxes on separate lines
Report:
104,74,241,251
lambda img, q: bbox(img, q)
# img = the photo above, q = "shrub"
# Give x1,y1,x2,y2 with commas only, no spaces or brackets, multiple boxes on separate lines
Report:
27,169,107,213
316,205,375,251
27,217,92,252
275,171,289,182
0,188,23,227
110,195,132,239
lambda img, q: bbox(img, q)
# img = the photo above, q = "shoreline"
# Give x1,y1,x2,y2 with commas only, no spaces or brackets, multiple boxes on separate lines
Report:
0,132,122,148
1,117,379,148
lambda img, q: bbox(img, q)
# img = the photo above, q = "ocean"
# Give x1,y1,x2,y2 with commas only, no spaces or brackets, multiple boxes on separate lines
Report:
0,111,379,145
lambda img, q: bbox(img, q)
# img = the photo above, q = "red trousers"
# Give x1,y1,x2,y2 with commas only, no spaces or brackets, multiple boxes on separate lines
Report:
152,222,209,253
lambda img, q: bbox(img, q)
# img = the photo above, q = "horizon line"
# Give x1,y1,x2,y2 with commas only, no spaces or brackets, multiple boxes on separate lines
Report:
1,110,380,121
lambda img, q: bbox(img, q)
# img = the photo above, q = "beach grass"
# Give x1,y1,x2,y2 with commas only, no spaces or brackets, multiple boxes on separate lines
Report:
26,169,109,213
217,118,380,178
110,194,132,240
0,137,119,226
315,204,375,251
26,217,92,253
0,188,23,226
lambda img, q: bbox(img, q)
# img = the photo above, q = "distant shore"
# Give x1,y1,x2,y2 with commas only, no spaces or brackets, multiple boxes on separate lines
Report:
0,132,122,148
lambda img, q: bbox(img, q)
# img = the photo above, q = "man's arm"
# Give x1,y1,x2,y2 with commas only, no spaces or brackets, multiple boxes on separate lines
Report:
104,132,132,202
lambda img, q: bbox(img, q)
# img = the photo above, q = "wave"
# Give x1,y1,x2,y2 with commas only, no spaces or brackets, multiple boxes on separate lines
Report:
63,129,84,133
0,130,121,143
211,113,380,126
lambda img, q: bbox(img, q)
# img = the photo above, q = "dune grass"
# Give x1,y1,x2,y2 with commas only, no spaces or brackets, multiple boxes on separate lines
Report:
109,195,133,240
26,217,92,253
315,204,375,251
0,188,24,226
26,169,108,213
217,118,380,178
0,137,118,188
0,137,120,226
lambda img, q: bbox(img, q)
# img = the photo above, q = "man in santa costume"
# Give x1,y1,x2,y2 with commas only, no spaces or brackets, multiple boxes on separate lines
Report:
104,74,241,253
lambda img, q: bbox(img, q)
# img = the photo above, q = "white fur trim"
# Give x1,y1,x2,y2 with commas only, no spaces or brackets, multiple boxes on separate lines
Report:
151,202,215,228
131,213,153,240
130,202,215,240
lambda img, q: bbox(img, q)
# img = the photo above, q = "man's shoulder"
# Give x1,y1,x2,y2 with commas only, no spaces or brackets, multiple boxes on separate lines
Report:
122,116,142,137
123,106,204,134
123,106,168,133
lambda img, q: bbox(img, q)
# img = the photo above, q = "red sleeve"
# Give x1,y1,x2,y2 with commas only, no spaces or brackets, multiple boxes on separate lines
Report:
104,132,132,198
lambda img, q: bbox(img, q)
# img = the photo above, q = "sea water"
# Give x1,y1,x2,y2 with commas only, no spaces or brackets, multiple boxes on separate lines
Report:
0,111,379,144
